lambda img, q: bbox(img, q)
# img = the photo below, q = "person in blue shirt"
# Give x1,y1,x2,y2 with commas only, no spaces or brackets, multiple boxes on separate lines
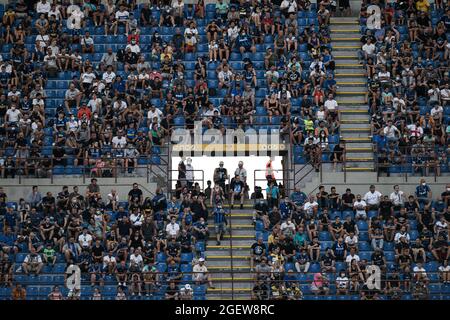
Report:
236,29,256,55
416,178,432,209
213,205,227,245
113,75,126,97
266,181,280,208
323,73,337,96
0,226,18,254
279,197,293,221
290,187,308,210
4,207,18,232
179,207,193,227
167,196,181,220
126,122,137,144
152,188,167,212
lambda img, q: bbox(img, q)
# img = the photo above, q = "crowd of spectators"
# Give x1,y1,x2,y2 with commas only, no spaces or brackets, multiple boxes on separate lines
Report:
0,176,225,300
0,0,348,178
250,181,450,300
358,0,450,176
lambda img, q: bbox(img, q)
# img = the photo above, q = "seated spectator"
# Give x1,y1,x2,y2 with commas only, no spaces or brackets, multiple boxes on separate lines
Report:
22,247,44,275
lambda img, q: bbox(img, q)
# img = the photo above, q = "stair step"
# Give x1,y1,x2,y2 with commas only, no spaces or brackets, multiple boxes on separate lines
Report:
336,81,366,86
336,63,364,68
205,255,248,259
345,167,375,172
341,123,371,129
341,137,372,142
340,109,368,114
330,29,360,33
338,91,366,95
341,127,371,132
346,147,373,152
207,245,251,250
341,119,369,124
335,72,365,77
346,156,375,161
332,37,360,41
333,45,360,50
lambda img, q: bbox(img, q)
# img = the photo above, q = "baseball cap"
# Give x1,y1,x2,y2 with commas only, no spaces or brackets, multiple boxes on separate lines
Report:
185,284,191,290
199,257,205,262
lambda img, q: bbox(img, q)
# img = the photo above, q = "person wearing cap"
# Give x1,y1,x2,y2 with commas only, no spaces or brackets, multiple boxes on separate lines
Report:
193,257,214,288
179,284,193,300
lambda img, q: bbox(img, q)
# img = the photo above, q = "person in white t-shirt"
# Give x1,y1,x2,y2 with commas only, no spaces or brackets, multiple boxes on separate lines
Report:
6,105,21,123
165,217,180,238
394,226,410,243
125,39,141,54
363,185,382,210
303,196,319,218
389,185,405,210
345,248,360,265
193,258,214,288
353,195,367,220
102,66,116,85
81,66,96,92
335,270,349,295
36,0,51,14
324,93,338,114
78,228,93,249
344,231,359,249
147,105,163,124
114,4,130,35
102,252,117,274
413,262,429,283
112,131,127,148
359,38,375,63
129,249,144,271
430,104,443,122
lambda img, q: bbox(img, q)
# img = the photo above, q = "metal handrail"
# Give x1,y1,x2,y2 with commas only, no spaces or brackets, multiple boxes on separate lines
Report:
372,143,441,183
167,169,205,195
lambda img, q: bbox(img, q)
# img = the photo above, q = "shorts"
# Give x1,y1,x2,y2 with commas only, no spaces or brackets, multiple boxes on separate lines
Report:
355,211,367,219
215,223,226,234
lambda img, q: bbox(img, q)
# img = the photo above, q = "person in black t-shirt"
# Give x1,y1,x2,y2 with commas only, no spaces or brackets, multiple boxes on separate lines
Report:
378,196,393,221
329,216,344,241
404,195,420,218
281,238,296,263
128,183,143,204
251,237,266,271
321,248,336,273
165,237,181,263
341,189,355,211
371,248,386,271
328,187,341,210
91,239,105,263
165,281,179,300
316,186,329,209
343,215,358,236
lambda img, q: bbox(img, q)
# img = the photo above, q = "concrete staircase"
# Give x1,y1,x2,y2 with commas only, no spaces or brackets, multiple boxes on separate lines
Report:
204,203,255,300
330,17,374,172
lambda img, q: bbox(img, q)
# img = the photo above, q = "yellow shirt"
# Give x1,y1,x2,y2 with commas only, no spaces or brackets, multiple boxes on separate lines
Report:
416,0,430,12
